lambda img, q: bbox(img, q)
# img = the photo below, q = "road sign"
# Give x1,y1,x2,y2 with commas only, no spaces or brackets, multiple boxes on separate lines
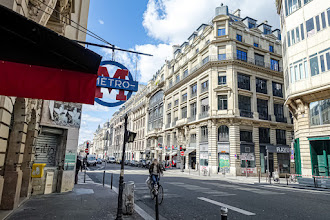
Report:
85,148,89,153
180,151,184,156
94,60,138,107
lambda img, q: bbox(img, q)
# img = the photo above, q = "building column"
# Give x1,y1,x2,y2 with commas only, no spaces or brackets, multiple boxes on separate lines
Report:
209,120,217,174
229,123,240,176
253,126,260,174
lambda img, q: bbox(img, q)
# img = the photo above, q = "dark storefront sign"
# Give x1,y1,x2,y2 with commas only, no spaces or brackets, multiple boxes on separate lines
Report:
264,144,290,153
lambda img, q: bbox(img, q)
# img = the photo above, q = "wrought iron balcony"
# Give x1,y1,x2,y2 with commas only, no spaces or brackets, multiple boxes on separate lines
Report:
240,110,253,118
259,113,271,121
275,115,287,123
188,115,196,122
199,111,209,119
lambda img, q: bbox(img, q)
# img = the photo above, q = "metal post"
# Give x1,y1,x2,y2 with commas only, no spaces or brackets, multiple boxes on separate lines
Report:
267,150,270,184
84,167,86,183
103,171,105,187
111,173,113,189
313,176,317,188
155,194,159,220
286,174,288,185
116,114,128,220
221,207,228,220
258,169,260,183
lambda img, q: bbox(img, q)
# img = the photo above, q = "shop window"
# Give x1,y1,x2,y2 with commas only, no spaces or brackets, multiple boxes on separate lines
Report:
218,125,229,142
278,154,290,173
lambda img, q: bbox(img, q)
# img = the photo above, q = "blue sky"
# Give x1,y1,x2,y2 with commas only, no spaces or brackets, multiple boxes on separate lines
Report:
78,0,280,144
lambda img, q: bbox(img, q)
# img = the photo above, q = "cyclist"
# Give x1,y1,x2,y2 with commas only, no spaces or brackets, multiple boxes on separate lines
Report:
149,159,163,190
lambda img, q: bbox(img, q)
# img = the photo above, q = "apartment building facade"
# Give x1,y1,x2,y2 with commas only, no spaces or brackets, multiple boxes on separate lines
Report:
99,5,294,177
276,0,330,177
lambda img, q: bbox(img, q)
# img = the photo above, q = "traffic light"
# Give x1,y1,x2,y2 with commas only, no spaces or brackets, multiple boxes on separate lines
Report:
86,141,89,148
126,131,137,143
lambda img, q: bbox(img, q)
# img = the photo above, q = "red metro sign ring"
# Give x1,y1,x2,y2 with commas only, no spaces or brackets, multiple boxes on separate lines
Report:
94,60,138,107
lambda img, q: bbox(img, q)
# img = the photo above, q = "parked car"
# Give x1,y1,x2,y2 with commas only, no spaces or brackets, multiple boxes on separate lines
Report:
124,160,129,165
140,159,147,168
107,156,116,163
146,160,151,169
96,158,103,164
131,160,138,166
87,155,97,166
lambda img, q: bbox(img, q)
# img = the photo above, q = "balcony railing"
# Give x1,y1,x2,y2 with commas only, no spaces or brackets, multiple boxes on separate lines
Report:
199,111,209,119
240,110,253,118
188,115,196,122
200,136,208,143
275,115,287,123
259,113,271,121
201,86,208,93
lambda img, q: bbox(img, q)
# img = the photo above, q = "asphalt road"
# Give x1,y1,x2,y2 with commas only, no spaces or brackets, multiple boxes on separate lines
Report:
87,163,330,220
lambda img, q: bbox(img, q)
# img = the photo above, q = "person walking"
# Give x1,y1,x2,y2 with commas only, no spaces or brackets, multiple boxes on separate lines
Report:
75,156,82,184
149,159,163,189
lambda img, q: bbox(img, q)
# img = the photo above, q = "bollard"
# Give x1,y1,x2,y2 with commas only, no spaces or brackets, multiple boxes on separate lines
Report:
155,194,159,220
123,181,135,215
313,176,317,188
103,171,105,187
258,170,260,183
286,174,288,185
221,207,228,220
111,173,113,189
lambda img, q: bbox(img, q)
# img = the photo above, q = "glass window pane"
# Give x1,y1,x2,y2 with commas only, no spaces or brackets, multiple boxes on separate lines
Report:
326,53,330,70
306,18,315,37
310,56,319,76
287,31,291,47
300,23,305,40
304,60,309,78
294,65,299,81
299,63,304,79
321,12,326,29
315,15,321,31
296,27,300,42
290,66,295,83
291,29,295,44
320,55,325,72
328,8,330,27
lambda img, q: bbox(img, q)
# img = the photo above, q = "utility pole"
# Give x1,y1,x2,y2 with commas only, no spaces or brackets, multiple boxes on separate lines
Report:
116,114,128,220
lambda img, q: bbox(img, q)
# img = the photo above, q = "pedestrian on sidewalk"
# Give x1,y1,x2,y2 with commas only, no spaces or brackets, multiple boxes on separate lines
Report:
75,156,82,184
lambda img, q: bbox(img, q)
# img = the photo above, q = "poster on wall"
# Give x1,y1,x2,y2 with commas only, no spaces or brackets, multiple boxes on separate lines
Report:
49,101,81,127
64,151,76,171
219,154,230,173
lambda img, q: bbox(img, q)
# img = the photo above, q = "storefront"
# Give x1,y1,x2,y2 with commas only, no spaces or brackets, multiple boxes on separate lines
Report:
218,143,230,173
184,148,196,169
261,144,291,176
200,143,209,172
240,142,256,174
309,138,330,176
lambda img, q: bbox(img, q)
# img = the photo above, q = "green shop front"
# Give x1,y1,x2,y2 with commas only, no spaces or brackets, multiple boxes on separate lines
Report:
309,137,330,177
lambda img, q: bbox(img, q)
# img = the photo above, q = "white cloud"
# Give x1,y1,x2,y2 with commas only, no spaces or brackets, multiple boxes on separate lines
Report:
143,0,280,44
81,113,102,123
83,103,110,112
98,19,105,25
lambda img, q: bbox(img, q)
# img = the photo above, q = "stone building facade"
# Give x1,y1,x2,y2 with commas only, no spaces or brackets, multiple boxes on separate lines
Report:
97,5,294,177
0,0,90,210
276,0,330,177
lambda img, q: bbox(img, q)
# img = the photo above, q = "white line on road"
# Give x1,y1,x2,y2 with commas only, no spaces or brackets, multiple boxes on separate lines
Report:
198,197,256,216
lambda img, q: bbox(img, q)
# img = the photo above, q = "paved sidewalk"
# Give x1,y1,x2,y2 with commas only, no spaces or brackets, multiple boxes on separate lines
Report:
6,172,143,220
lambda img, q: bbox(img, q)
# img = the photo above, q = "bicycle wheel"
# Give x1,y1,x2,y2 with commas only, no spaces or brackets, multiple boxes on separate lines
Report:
157,185,164,205
150,188,155,200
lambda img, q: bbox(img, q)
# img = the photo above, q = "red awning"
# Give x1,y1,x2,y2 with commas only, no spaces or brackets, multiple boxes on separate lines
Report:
0,5,102,104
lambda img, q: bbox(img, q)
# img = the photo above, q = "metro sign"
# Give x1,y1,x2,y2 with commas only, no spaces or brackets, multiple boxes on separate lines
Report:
94,60,138,107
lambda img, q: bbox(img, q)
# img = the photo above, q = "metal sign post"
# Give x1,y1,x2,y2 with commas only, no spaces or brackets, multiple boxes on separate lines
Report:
116,114,128,220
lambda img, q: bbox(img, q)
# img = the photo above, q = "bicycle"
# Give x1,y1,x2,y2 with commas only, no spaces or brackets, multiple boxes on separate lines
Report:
288,174,297,183
147,175,164,205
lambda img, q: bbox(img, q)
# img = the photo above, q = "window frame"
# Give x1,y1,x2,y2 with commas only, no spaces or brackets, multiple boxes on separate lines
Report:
218,95,228,110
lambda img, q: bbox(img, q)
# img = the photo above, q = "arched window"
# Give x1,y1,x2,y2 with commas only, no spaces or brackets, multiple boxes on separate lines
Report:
218,125,229,142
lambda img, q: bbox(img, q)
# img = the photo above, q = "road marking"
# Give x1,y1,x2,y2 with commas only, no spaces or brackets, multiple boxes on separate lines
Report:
134,204,154,220
198,197,256,216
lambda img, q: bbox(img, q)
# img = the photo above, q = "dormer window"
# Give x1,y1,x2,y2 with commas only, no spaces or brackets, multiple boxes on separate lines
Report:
248,22,256,28
264,28,271,35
